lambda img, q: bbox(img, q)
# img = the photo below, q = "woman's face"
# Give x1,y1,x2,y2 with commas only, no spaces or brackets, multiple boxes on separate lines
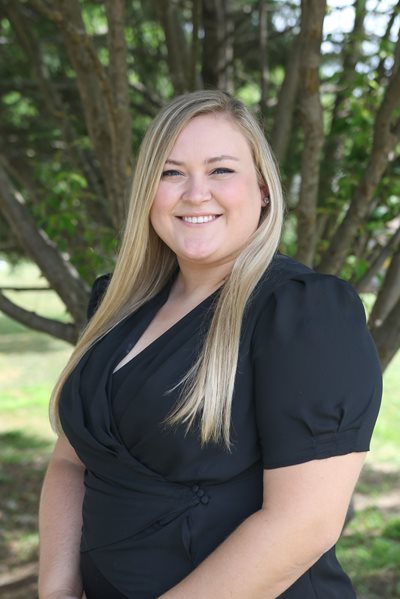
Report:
150,113,266,269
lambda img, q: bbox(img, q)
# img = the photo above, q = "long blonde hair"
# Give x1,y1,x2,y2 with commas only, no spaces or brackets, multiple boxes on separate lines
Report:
50,90,285,450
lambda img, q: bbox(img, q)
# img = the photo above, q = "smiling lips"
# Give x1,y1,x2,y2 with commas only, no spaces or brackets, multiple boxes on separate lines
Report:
179,215,221,224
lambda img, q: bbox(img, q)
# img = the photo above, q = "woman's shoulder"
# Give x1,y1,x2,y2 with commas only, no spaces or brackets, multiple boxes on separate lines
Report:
252,251,365,325
86,273,112,320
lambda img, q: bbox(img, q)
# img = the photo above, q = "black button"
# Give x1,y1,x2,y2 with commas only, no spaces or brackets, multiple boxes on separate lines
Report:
197,489,204,497
200,495,209,505
191,484,199,493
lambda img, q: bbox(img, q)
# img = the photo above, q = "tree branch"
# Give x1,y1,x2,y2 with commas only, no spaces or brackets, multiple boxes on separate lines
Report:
295,0,326,266
129,80,163,111
370,294,400,371
375,0,400,83
0,161,89,325
190,0,201,89
0,291,78,344
0,286,51,292
315,0,367,249
355,224,400,293
155,0,190,93
105,0,133,192
317,34,400,274
28,0,128,229
4,2,106,207
259,0,269,115
201,0,234,90
270,36,301,164
369,245,400,329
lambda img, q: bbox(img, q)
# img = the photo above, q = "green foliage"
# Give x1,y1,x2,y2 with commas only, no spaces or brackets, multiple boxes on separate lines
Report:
383,519,400,542
337,508,400,598
0,0,398,327
2,91,38,125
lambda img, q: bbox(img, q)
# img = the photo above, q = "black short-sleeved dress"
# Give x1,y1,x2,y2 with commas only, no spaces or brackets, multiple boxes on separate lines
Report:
59,251,382,599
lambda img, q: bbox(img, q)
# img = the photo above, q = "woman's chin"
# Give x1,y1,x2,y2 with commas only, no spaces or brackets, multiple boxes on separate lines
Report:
177,248,219,264
174,241,219,261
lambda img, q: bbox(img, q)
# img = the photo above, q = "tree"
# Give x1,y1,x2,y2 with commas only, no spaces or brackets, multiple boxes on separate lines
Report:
0,0,399,369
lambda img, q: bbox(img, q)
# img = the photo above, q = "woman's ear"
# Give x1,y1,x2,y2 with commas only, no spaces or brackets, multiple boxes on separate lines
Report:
260,183,270,207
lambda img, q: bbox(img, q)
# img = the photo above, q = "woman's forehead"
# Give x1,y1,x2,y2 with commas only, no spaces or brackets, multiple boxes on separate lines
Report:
168,114,253,160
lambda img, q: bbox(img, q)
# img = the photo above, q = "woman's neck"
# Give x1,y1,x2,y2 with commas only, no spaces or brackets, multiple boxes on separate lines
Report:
170,260,232,301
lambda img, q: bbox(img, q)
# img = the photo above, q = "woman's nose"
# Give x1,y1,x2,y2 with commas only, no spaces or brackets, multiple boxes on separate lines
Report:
181,176,212,203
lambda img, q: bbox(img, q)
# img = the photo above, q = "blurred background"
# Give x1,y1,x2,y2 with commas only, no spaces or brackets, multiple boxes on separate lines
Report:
0,0,399,597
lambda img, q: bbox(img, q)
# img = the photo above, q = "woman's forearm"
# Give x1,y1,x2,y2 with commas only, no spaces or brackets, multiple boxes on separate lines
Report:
160,451,364,598
159,507,335,599
38,455,85,599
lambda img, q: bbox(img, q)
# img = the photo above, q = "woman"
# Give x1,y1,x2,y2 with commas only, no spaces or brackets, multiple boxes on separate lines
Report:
38,90,382,599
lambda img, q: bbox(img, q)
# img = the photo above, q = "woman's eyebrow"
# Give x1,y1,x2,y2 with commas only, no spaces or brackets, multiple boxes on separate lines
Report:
165,155,239,166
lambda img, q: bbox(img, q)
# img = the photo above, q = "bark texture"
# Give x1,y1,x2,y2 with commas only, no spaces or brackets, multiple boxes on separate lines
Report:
202,0,234,91
29,0,132,230
355,225,400,293
271,37,301,164
369,248,400,332
316,0,367,248
0,163,89,326
317,34,400,274
259,0,269,114
295,0,326,266
0,291,78,343
155,0,190,93
371,294,400,371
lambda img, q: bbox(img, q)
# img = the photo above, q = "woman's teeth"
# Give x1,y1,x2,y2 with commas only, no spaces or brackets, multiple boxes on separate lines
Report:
181,215,219,224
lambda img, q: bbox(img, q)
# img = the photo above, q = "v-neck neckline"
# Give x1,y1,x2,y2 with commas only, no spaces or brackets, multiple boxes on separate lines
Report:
111,278,222,379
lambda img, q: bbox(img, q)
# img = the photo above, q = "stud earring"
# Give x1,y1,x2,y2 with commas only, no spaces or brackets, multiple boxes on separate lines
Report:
262,196,270,207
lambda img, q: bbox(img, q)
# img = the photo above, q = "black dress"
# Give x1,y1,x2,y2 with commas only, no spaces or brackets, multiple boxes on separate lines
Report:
59,252,382,598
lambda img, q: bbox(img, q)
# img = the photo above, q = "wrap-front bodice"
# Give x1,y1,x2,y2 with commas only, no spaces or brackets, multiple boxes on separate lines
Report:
59,252,382,598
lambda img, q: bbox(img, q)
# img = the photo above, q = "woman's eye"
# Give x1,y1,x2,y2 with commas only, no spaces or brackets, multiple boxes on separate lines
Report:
212,167,234,175
161,169,181,177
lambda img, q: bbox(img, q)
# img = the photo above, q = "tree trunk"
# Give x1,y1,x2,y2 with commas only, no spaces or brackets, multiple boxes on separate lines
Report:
317,34,400,274
369,248,400,331
371,294,400,371
190,0,202,89
315,0,367,252
295,0,326,266
155,0,190,94
375,0,400,84
271,36,301,164
29,0,131,230
355,225,400,293
105,0,133,190
0,163,89,325
259,0,268,115
201,0,234,91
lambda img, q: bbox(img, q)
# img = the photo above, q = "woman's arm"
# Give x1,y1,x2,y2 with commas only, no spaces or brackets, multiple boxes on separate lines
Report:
38,436,85,599
160,451,366,599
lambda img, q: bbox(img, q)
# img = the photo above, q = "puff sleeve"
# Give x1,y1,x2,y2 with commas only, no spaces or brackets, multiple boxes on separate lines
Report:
252,274,383,469
86,274,111,321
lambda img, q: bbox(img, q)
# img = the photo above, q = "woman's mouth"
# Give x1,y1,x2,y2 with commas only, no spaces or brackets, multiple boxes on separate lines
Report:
178,215,221,224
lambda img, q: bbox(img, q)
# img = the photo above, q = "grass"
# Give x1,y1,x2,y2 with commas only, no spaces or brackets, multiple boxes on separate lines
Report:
0,261,71,441
337,508,400,598
0,260,399,598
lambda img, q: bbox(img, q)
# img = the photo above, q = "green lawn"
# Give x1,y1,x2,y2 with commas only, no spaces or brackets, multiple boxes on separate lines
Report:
0,260,399,598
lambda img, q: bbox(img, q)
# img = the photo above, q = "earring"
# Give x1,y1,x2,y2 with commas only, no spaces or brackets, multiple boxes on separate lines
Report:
262,196,270,207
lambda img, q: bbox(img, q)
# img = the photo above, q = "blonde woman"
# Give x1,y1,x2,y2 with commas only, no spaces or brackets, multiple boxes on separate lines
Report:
38,90,382,599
